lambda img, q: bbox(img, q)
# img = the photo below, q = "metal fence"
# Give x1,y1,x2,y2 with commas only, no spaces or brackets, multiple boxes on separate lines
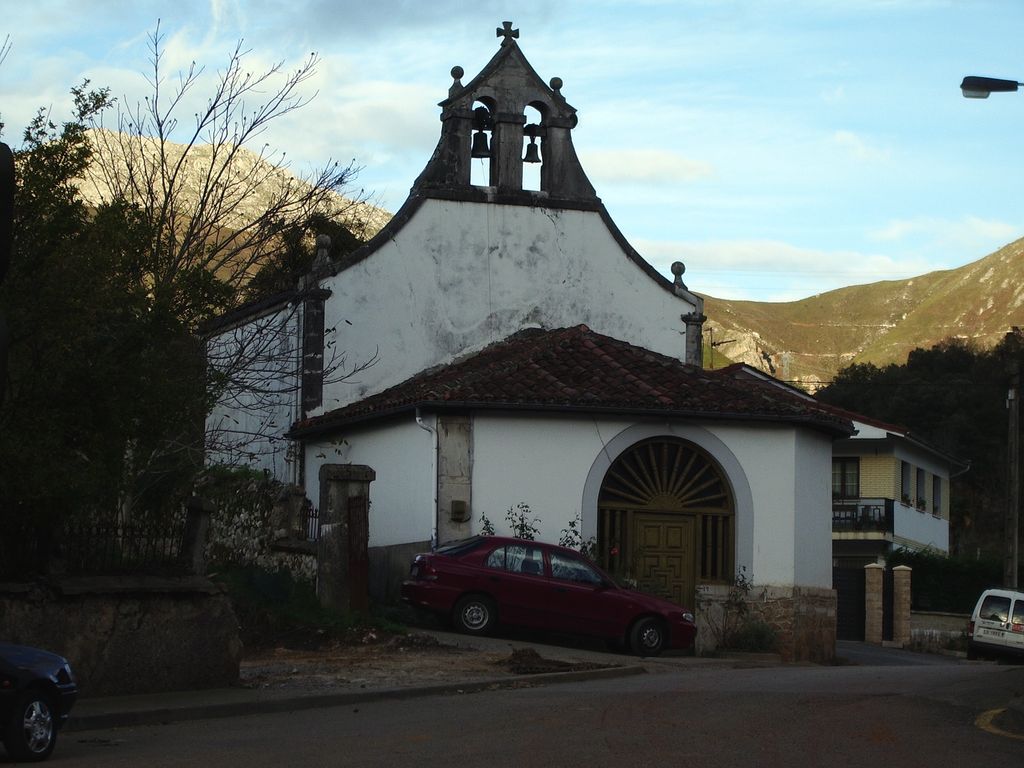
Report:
0,509,190,579
60,510,188,573
832,499,894,533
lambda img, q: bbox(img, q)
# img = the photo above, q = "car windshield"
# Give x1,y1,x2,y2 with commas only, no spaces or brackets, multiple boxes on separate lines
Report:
434,537,484,556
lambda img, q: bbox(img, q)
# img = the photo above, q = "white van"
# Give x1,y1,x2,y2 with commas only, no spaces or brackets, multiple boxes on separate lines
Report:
967,588,1024,661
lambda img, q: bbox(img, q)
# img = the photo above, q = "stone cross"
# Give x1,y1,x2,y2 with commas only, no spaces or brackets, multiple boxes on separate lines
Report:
497,21,519,41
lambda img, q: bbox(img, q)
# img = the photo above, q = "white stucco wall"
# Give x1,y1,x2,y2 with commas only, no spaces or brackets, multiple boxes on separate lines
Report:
316,200,696,412
486,416,835,590
793,429,835,587
307,411,835,591
890,442,952,482
733,426,831,589
303,416,436,548
469,414,612,543
205,303,301,480
894,506,949,551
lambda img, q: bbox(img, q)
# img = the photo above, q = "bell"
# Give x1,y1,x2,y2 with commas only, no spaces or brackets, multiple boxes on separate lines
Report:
471,130,491,158
523,137,541,164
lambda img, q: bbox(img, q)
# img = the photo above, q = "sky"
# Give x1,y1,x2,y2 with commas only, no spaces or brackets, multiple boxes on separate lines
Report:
3,0,1024,302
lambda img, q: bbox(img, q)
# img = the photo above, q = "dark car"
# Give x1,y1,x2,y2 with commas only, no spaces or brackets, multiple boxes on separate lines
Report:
0,643,77,762
401,536,697,656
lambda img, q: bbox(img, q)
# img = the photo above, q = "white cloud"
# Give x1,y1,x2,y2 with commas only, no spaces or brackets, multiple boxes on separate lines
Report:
831,130,891,162
581,149,715,185
868,216,1020,255
634,237,936,301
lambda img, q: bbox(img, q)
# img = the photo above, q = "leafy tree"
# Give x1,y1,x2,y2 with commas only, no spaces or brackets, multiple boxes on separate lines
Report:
0,28,371,572
244,213,365,301
818,332,1024,558
0,84,144,536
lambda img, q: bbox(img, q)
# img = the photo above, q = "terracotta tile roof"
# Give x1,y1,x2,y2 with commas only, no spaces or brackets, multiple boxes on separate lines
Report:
289,325,854,437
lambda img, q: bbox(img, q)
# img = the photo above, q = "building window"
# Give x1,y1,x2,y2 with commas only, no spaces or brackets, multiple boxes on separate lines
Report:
916,467,926,508
832,458,859,499
901,461,912,504
932,475,942,515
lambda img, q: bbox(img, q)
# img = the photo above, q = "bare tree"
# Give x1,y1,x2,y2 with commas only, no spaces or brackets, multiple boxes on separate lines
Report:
202,284,378,476
82,24,371,328
67,26,381,505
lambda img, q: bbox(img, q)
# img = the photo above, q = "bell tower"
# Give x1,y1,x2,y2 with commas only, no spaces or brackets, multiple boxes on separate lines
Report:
413,21,598,203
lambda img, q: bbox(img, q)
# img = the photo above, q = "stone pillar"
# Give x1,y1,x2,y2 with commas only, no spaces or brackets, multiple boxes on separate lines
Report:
181,496,215,575
436,415,472,546
318,465,375,614
892,565,912,647
271,485,311,541
864,563,885,645
492,112,525,192
300,284,331,417
682,311,707,367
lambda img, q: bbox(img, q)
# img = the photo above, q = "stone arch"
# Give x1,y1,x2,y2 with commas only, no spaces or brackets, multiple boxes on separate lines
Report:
582,423,753,606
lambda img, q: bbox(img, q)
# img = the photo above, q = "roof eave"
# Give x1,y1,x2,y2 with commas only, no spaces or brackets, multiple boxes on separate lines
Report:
288,400,854,440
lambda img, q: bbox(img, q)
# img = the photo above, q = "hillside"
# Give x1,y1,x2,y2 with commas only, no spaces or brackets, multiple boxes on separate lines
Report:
75,129,390,240
703,238,1024,389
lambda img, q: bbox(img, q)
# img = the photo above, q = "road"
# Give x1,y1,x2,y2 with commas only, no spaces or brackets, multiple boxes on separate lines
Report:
33,648,1024,767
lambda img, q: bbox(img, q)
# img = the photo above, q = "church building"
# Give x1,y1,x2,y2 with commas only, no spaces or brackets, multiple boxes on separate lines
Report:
206,22,854,661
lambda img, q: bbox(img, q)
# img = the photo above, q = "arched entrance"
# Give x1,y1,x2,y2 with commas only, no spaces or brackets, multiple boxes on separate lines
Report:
597,437,734,607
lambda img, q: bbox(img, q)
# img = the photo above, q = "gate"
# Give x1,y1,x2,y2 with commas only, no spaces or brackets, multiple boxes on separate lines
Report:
833,567,865,641
834,566,898,642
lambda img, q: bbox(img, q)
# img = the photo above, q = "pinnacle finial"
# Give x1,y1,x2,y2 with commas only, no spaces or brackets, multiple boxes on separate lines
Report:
671,261,688,290
313,234,332,271
449,66,464,96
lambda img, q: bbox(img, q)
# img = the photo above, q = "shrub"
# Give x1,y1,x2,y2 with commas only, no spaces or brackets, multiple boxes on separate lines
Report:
888,547,1001,613
726,619,778,652
216,565,405,648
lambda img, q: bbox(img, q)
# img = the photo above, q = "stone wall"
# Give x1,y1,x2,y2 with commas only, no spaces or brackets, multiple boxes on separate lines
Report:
909,610,969,653
0,576,242,697
697,583,836,663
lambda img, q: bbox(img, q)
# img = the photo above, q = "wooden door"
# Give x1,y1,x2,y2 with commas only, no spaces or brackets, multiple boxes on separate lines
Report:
632,513,697,607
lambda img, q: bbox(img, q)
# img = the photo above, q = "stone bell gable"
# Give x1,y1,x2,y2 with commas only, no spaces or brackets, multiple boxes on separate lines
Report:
414,20,597,202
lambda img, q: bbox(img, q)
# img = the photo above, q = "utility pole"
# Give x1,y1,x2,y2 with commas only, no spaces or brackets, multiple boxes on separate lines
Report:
1006,333,1021,589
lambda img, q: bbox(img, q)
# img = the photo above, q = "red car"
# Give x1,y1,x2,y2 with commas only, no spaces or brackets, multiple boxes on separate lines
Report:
401,536,697,656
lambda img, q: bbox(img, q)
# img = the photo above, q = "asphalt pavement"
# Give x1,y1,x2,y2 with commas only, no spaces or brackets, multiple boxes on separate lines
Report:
66,628,729,732
66,633,1024,739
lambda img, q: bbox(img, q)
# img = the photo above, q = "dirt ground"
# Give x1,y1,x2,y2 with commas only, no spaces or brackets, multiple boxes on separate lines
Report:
238,631,613,694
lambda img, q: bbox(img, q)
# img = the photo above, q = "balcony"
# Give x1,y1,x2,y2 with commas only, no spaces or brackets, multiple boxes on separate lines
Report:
832,497,948,552
832,498,893,534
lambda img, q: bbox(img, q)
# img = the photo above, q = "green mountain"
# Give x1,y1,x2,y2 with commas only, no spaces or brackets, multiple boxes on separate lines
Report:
702,237,1024,389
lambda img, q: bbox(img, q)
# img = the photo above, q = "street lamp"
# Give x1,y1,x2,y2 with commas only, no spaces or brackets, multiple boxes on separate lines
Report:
960,74,1024,586
960,75,1023,98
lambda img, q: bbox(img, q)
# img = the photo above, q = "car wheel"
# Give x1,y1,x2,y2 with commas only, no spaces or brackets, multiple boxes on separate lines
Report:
3,690,58,762
453,595,496,635
629,617,665,657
